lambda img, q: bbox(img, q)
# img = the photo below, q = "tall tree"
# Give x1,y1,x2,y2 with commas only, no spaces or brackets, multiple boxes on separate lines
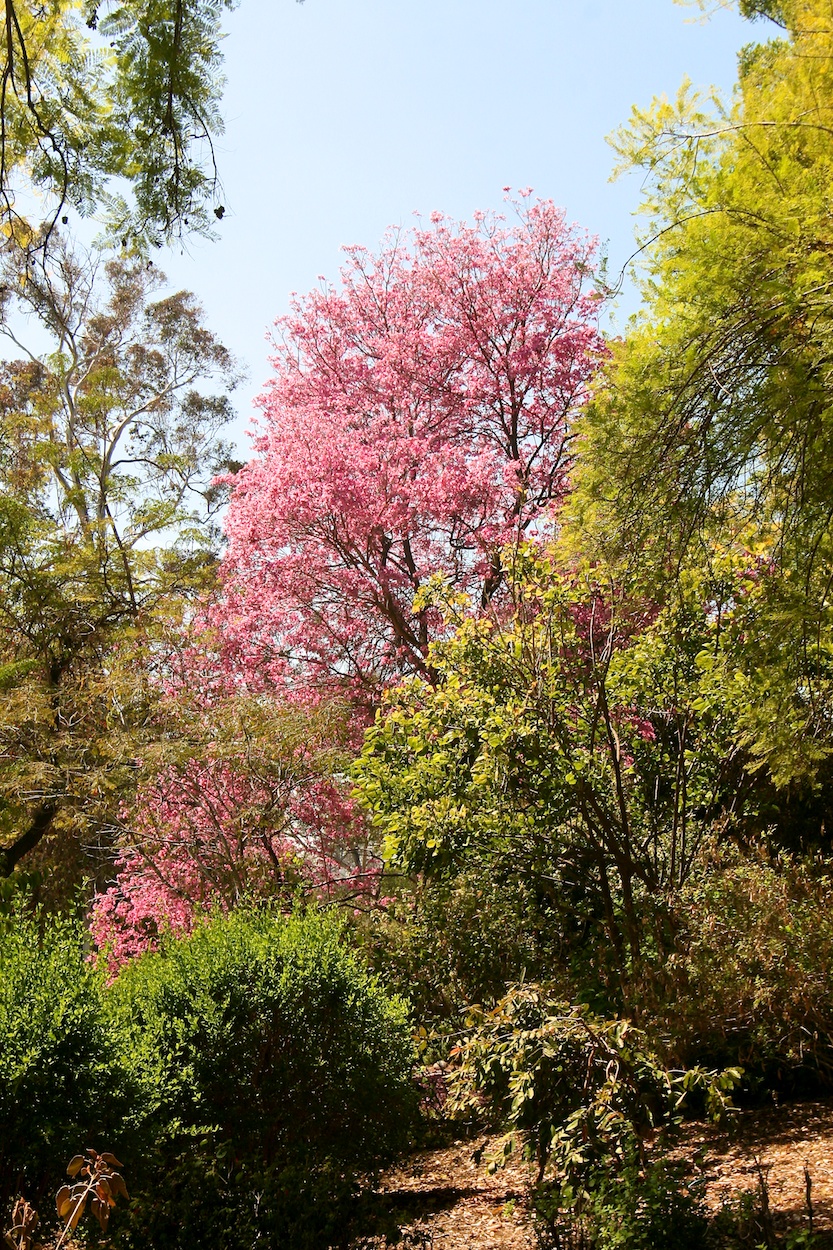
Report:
572,0,833,782
2,0,233,248
0,234,239,882
218,197,605,702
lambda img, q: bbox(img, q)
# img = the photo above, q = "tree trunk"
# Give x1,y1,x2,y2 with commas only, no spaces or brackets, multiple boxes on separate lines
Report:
0,803,56,876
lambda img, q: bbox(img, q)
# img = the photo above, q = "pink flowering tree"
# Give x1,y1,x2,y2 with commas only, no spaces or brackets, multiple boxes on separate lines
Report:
218,195,606,702
92,197,607,965
91,690,378,970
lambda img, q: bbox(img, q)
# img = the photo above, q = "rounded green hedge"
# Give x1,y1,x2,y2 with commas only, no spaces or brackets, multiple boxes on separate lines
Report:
1,906,417,1248
108,907,417,1248
0,910,122,1216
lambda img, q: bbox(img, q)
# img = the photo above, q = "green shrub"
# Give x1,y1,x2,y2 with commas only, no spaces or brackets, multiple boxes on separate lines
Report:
535,1153,708,1250
108,907,417,1249
0,908,123,1218
705,1178,829,1250
633,850,833,1088
449,984,738,1181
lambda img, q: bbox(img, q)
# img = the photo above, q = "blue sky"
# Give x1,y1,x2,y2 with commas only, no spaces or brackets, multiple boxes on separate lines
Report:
161,0,754,446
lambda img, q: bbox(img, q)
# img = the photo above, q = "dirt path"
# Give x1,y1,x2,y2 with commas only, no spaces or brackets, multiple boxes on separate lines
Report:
351,1099,833,1248
351,1138,536,1249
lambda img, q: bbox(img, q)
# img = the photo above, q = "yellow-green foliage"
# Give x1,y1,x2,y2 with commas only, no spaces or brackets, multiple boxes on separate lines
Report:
571,0,833,784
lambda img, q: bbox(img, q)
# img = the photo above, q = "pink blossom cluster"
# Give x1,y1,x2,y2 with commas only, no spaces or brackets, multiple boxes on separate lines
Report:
92,757,380,973
218,197,605,699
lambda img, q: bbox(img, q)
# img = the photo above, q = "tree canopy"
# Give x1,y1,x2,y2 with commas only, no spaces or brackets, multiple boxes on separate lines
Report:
355,550,759,974
571,0,833,783
0,236,239,882
8,7,833,1248
218,198,605,701
0,0,301,249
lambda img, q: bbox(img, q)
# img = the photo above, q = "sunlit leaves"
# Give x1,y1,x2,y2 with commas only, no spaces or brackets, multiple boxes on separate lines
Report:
572,0,833,784
0,235,237,884
1,0,236,248
355,550,753,967
53,1148,127,1239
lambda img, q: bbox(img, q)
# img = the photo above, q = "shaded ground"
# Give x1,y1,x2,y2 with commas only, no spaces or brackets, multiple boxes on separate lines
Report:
350,1138,536,1249
350,1099,833,1248
679,1098,833,1233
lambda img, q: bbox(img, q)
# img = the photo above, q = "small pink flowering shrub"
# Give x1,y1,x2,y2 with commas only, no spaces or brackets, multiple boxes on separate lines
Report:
92,758,380,972
92,690,382,971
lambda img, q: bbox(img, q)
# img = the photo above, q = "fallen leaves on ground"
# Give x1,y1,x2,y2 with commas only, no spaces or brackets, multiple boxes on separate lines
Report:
678,1097,833,1232
350,1137,536,1249
351,1098,833,1248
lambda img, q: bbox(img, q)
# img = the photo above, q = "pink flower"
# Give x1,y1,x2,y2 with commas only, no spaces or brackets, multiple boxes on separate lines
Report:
216,197,606,700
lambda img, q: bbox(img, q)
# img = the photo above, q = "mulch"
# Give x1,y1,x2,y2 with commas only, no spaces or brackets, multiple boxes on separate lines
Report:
679,1097,833,1232
349,1137,536,1249
349,1098,833,1248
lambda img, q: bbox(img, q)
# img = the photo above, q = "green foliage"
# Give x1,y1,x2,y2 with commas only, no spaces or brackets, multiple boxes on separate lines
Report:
737,0,789,24
572,0,833,787
535,1152,708,1250
0,909,124,1217
356,552,751,975
0,236,238,891
0,906,418,1248
706,1170,829,1250
358,871,582,1031
448,983,734,1250
635,849,833,1087
107,907,418,1249
101,0,232,243
448,984,739,1184
0,0,237,247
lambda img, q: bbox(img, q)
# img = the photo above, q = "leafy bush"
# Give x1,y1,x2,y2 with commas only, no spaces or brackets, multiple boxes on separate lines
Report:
705,1171,829,1250
449,984,735,1250
535,1153,708,1250
634,850,833,1088
108,907,417,1249
449,984,738,1181
0,908,123,1218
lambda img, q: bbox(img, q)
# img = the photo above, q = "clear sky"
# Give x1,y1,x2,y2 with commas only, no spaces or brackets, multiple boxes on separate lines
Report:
160,0,754,447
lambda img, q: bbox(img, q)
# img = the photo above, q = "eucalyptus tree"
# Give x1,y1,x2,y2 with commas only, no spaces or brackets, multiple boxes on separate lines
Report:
0,233,240,883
